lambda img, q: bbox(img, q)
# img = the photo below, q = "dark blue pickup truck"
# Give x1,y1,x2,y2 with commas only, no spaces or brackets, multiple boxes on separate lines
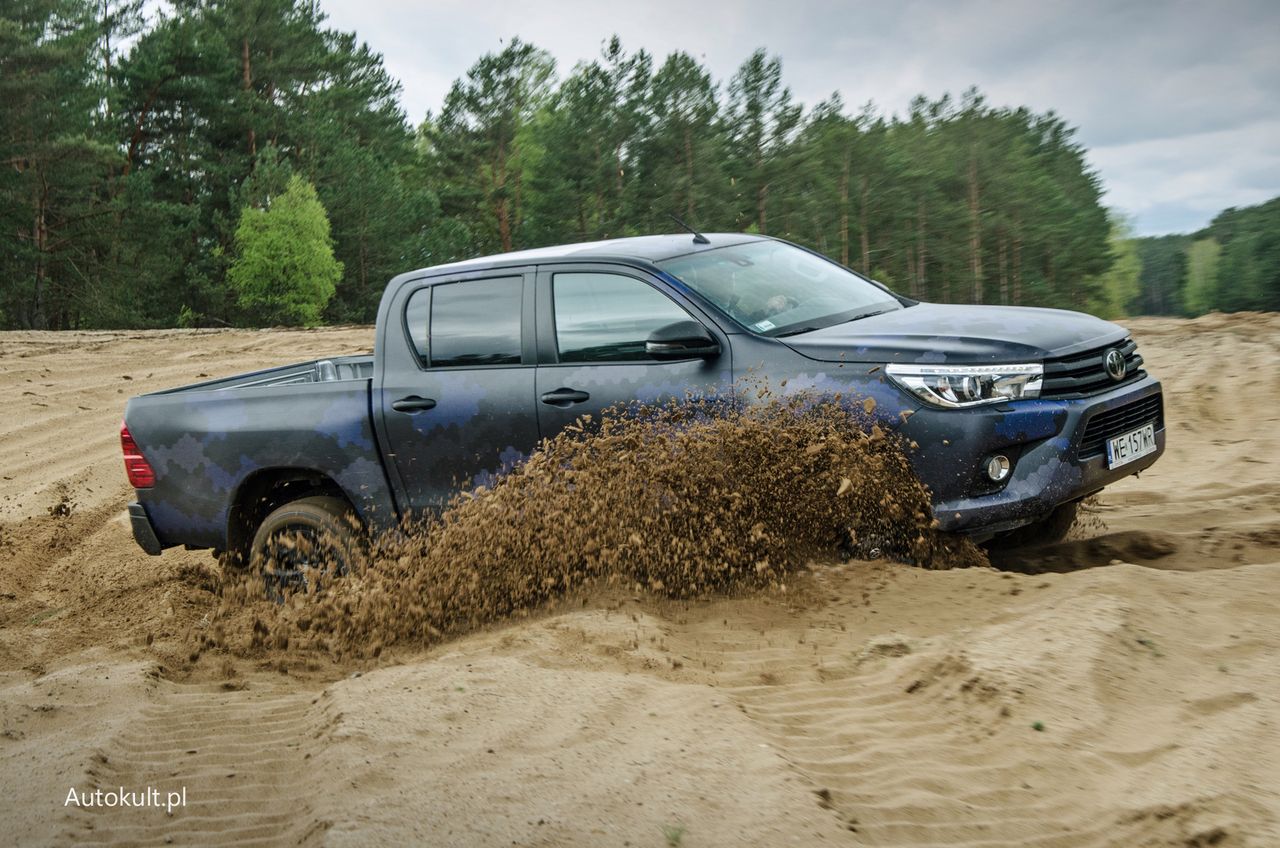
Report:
122,234,1164,569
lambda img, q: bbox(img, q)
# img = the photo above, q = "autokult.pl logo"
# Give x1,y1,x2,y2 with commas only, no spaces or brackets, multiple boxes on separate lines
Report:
65,786,187,814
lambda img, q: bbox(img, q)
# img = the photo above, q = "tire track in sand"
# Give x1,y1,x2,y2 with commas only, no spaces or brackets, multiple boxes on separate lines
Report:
644,564,1277,848
66,682,333,846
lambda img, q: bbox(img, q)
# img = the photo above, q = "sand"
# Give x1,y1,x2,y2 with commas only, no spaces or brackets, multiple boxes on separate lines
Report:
0,314,1277,846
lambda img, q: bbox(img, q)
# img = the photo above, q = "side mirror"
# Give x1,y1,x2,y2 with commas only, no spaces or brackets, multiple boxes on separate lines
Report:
645,320,721,360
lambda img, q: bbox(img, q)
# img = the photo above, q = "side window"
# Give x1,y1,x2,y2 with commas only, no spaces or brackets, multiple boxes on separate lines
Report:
404,287,430,363
553,273,694,363
430,277,523,368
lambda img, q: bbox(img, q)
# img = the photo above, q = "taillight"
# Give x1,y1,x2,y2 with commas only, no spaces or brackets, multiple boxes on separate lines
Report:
120,422,156,488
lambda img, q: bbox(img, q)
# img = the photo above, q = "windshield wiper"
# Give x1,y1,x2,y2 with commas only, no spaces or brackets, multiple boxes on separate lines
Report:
774,326,822,338
774,307,897,338
845,307,896,322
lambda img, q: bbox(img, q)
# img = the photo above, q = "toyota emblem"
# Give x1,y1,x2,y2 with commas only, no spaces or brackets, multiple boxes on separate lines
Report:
1104,348,1127,381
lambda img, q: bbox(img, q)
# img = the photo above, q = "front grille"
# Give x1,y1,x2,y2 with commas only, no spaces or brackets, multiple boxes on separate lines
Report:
1041,339,1145,398
1077,394,1164,459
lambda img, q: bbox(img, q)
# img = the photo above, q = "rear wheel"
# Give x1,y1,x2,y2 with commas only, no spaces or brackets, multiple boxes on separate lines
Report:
249,495,362,595
985,501,1079,550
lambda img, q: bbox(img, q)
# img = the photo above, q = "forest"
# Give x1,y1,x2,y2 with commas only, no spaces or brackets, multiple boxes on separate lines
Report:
2,0,1276,330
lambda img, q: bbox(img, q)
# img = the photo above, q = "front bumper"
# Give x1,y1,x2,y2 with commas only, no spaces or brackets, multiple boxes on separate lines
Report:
128,502,164,555
900,375,1166,535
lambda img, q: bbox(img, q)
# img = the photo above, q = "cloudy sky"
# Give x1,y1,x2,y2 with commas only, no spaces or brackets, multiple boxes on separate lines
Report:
322,0,1279,236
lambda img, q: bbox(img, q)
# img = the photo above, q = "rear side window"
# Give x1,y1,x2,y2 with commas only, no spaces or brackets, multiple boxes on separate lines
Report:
429,277,523,368
553,273,693,363
405,287,430,362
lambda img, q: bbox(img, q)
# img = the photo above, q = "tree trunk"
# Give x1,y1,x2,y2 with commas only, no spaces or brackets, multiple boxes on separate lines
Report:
494,137,512,252
756,148,768,234
359,222,369,306
859,173,871,274
513,167,523,247
998,231,1009,304
241,37,256,156
31,180,48,330
915,198,927,301
967,147,982,303
265,48,276,148
839,154,850,267
123,80,171,177
1012,219,1024,306
496,199,512,252
593,140,605,236
683,127,695,220
613,143,625,203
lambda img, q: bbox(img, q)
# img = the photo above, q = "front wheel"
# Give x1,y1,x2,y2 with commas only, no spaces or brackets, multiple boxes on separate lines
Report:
985,501,1079,550
249,495,362,594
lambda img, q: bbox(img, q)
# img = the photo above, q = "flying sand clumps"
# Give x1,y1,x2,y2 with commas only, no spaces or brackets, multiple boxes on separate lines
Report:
217,390,985,658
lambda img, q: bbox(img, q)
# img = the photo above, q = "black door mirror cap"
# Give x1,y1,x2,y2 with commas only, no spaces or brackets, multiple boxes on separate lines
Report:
645,320,722,360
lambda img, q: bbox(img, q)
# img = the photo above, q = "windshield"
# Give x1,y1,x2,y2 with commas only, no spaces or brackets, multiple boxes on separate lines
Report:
658,240,903,336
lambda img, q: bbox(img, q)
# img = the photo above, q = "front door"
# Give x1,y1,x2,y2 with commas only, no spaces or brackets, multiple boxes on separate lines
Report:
379,270,540,514
534,266,731,438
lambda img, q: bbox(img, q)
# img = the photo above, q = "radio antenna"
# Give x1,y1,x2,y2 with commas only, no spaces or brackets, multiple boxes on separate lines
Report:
669,213,710,245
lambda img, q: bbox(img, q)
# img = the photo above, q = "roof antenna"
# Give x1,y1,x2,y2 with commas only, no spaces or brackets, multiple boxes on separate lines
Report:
669,213,710,245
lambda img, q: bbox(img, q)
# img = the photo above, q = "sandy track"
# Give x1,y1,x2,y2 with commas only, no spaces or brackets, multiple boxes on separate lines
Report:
70,684,328,847
1,315,1278,846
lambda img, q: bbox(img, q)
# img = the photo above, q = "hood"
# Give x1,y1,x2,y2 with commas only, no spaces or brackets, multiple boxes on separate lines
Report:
781,302,1127,364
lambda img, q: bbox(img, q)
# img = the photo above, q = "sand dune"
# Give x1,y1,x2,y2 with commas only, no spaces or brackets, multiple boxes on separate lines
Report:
1,314,1278,846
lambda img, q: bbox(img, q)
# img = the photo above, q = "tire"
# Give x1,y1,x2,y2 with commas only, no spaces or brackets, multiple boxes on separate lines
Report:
249,495,362,595
985,501,1079,550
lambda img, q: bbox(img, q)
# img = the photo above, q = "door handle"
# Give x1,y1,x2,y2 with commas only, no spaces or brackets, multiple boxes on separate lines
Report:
540,388,591,406
392,395,437,413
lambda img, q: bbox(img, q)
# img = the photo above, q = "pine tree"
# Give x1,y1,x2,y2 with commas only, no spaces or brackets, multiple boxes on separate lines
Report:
634,52,726,231
429,38,556,255
725,50,800,234
0,0,118,328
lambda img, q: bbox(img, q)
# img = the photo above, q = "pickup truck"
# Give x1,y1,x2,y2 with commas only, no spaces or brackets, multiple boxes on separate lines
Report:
122,234,1165,573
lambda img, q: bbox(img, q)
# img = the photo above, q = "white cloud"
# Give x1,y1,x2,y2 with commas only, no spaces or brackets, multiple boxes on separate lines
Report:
1090,119,1280,232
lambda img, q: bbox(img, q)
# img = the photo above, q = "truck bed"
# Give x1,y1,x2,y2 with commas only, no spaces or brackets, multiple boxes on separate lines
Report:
145,355,375,394
124,352,396,552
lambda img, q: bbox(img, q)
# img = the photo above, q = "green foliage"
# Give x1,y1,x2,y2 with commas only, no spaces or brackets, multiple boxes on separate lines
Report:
638,51,727,227
227,176,342,326
427,37,555,255
8,5,1270,329
1183,238,1221,315
1132,197,1280,317
1206,197,1280,312
1084,213,1142,318
523,37,651,245
724,50,801,233
0,0,122,329
1133,235,1190,315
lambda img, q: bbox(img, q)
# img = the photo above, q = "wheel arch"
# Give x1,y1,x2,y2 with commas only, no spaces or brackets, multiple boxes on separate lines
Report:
225,467,360,567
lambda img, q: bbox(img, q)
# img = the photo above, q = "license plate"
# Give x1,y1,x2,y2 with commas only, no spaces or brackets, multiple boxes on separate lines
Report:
1106,422,1157,469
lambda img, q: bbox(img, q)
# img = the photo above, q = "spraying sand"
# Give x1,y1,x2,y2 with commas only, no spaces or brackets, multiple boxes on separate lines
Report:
211,390,982,660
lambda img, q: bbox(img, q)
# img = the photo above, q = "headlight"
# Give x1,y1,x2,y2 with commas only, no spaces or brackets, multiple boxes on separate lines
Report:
885,363,1042,408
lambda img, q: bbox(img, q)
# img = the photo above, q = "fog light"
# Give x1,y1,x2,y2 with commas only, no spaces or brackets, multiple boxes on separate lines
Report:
985,454,1011,482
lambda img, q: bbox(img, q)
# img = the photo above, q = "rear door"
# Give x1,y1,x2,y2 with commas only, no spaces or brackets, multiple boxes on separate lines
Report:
378,268,540,513
533,264,731,439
